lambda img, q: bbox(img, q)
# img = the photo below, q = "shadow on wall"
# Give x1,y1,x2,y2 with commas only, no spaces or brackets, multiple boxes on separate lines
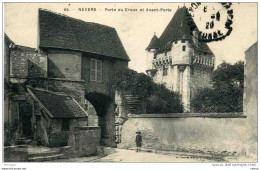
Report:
47,59,66,79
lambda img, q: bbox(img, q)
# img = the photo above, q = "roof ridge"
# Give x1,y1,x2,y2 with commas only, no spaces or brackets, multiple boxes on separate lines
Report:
39,8,115,30
28,86,69,97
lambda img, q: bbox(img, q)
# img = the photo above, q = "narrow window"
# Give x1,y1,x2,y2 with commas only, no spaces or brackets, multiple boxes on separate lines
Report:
163,68,168,76
182,46,186,51
90,59,102,82
62,119,70,131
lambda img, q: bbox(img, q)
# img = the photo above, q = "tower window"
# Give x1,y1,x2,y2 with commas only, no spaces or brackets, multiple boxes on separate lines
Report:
175,41,178,44
163,68,168,76
182,46,186,51
181,40,185,43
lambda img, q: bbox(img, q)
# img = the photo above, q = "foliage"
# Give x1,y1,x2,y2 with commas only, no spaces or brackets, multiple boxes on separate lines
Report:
213,61,244,90
112,69,183,113
191,61,244,113
145,84,183,113
112,69,156,99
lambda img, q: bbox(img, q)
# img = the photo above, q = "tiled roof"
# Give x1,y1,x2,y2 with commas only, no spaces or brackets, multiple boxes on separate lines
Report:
28,87,87,118
148,7,213,54
38,9,130,61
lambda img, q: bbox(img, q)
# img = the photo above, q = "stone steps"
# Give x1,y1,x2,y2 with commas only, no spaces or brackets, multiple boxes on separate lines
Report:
28,151,61,158
28,153,64,162
28,148,64,162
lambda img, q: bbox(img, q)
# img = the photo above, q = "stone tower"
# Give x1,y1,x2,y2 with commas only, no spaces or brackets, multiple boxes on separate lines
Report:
146,7,215,112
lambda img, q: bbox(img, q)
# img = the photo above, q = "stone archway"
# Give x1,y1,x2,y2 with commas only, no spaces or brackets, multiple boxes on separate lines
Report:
85,92,116,147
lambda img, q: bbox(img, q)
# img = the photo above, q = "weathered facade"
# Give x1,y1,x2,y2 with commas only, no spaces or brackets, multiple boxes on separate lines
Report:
27,87,88,147
37,9,129,146
4,8,129,150
146,7,215,112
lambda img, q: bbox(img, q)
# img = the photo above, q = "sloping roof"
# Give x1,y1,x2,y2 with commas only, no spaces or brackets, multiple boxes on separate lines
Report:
146,34,160,50
15,45,36,52
28,87,87,118
149,7,213,54
159,7,192,47
5,33,14,45
38,9,130,61
245,42,257,52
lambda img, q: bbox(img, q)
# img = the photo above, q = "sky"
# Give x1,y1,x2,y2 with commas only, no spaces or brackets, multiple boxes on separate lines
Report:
4,3,257,73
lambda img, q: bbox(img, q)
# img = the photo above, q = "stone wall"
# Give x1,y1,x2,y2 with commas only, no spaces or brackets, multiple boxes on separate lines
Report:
45,78,86,108
47,49,82,80
118,113,256,161
244,42,257,157
10,48,47,79
68,126,101,157
190,67,213,99
35,110,89,148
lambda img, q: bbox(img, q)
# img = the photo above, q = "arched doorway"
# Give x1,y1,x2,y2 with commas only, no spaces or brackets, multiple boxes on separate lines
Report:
85,92,116,147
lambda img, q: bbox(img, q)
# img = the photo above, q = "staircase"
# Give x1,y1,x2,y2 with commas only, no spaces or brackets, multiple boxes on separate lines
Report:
27,146,64,162
16,137,32,145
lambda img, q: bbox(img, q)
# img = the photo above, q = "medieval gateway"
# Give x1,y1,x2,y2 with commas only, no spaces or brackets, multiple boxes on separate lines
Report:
4,8,129,155
146,7,215,112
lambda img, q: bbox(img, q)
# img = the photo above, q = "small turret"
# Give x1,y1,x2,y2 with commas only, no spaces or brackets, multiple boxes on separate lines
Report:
146,33,159,76
146,32,159,51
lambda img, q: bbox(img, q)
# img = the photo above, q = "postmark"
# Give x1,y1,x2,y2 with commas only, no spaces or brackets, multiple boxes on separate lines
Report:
187,3,234,42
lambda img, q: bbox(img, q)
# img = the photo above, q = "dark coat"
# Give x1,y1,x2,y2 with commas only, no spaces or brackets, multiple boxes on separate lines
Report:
135,134,142,147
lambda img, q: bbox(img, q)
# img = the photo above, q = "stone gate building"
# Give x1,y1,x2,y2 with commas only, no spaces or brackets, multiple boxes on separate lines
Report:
4,8,129,149
146,7,215,112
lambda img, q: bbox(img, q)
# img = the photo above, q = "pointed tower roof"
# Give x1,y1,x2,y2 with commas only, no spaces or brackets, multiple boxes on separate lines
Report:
146,33,160,50
150,6,213,54
159,7,191,47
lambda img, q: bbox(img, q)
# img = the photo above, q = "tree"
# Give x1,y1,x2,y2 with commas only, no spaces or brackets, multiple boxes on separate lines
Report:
112,69,183,113
191,61,244,113
213,61,244,90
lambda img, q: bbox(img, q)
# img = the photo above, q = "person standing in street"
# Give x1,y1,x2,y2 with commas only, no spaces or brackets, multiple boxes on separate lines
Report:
135,131,142,152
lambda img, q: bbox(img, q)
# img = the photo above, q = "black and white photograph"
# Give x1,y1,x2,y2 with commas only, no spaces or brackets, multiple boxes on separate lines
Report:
1,1,258,169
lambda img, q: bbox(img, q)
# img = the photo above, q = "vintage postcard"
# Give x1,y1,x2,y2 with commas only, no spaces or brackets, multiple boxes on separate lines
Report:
1,1,258,169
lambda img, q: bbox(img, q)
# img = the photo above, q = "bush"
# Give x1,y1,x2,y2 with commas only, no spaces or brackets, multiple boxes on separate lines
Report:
191,61,244,113
112,69,183,113
146,84,183,113
191,87,243,113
